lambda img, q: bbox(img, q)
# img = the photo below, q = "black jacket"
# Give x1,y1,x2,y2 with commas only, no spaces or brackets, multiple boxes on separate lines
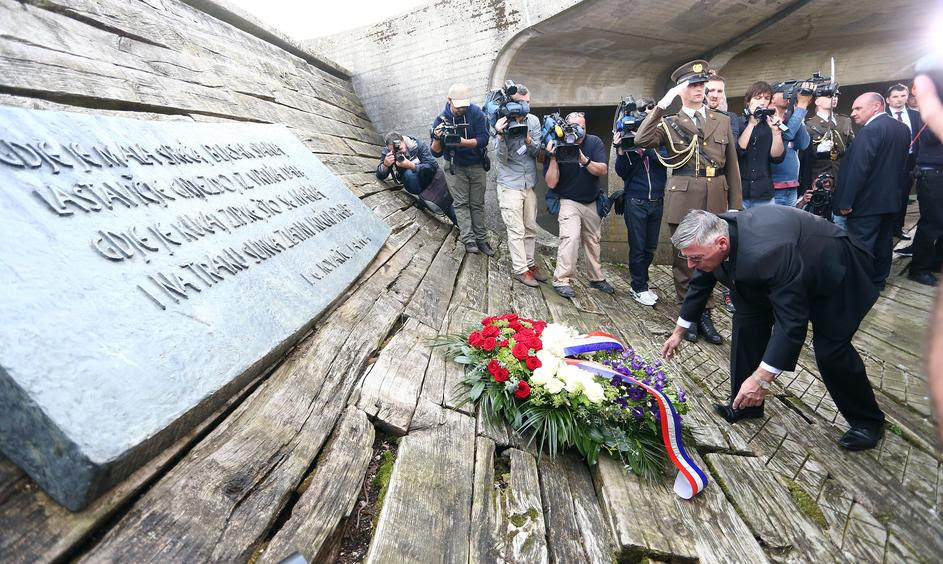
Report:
679,206,878,371
834,113,910,216
736,120,785,201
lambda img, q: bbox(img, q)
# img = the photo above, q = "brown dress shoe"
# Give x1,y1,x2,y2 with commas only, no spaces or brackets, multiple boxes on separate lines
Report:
514,271,540,287
528,265,549,282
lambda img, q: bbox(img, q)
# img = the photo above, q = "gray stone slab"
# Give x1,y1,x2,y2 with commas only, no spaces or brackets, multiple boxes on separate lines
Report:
0,105,390,510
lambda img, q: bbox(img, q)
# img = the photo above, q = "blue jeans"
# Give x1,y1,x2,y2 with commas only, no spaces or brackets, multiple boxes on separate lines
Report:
624,197,663,292
832,214,847,230
401,169,458,225
742,198,774,209
774,188,798,206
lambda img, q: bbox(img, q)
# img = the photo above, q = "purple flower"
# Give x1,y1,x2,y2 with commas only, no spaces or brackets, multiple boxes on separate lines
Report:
677,387,687,403
615,397,628,408
631,361,642,371
654,382,664,392
644,365,656,375
610,376,622,387
655,360,663,367
631,406,644,419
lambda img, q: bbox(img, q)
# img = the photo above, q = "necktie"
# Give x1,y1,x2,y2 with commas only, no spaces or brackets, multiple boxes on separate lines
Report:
896,111,903,122
693,111,703,133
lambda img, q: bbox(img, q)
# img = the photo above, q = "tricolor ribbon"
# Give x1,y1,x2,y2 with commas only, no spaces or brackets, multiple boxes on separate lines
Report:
562,332,707,499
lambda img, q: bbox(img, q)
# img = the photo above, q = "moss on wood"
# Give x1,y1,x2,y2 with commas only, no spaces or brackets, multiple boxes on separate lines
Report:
786,480,827,529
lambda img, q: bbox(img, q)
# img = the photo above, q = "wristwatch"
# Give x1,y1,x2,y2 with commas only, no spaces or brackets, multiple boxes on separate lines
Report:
752,373,772,390
583,159,592,167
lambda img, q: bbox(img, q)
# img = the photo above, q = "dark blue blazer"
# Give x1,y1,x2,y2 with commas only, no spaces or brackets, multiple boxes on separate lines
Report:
834,113,910,216
886,106,923,148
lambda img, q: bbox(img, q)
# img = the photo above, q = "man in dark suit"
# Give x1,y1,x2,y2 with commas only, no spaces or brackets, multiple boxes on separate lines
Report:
886,84,924,241
834,92,911,289
661,207,885,450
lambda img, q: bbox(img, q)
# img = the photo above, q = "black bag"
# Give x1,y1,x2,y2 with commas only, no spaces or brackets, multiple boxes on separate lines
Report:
596,191,613,218
545,190,560,215
420,168,454,216
610,190,626,216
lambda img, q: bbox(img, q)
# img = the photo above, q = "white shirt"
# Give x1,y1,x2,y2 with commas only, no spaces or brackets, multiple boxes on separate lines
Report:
681,105,707,123
865,112,885,127
888,105,912,133
816,110,836,123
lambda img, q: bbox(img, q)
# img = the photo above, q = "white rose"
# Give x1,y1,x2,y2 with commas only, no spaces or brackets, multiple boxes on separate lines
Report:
530,366,554,386
559,364,589,394
584,381,606,403
535,349,560,375
545,377,566,394
541,323,577,356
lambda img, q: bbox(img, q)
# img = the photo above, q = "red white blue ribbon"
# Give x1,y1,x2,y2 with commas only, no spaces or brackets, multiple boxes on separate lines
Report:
562,332,707,499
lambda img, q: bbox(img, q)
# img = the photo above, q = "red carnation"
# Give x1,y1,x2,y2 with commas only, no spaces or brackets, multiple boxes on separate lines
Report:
525,355,541,370
482,336,497,351
487,359,502,376
512,342,530,360
514,380,531,399
494,367,509,382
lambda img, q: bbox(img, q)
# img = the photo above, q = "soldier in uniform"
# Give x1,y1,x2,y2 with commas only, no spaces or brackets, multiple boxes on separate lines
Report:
636,60,742,345
801,95,854,192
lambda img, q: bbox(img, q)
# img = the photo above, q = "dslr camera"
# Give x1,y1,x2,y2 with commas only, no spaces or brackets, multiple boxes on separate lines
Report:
393,146,406,163
541,112,583,163
484,80,531,140
804,172,835,220
613,96,645,148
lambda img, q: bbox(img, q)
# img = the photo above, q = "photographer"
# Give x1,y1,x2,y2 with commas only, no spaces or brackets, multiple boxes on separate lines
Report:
492,84,546,287
377,131,457,225
614,113,667,307
430,83,492,255
544,111,613,299
797,172,836,222
770,83,813,205
737,81,785,208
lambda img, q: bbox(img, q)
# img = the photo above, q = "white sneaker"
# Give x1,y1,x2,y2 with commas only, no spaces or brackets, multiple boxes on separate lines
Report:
631,289,658,306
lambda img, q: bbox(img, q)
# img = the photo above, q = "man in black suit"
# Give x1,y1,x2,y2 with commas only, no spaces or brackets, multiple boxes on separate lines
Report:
661,207,885,450
834,92,911,289
886,84,924,241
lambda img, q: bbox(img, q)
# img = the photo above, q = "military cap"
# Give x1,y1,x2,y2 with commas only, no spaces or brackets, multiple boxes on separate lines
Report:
670,60,712,85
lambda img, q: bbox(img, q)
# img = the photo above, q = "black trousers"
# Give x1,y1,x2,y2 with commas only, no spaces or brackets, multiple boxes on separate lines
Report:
728,300,885,431
846,213,897,288
623,197,663,292
911,173,943,274
893,156,916,234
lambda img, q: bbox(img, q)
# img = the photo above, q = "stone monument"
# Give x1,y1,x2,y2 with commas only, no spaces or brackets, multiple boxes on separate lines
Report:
0,106,391,510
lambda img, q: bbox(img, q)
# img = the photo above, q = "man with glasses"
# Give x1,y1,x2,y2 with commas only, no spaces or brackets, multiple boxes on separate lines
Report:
544,111,613,299
636,60,742,345
661,207,885,451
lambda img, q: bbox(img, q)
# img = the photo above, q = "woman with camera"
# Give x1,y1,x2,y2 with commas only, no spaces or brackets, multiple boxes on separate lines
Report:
737,81,785,208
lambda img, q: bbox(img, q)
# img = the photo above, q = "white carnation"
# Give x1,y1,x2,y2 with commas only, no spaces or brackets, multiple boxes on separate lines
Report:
541,323,577,356
535,349,561,375
584,380,606,403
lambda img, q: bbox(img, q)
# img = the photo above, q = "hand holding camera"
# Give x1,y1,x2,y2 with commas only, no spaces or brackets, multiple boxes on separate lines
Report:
795,82,815,108
495,116,508,135
383,151,396,168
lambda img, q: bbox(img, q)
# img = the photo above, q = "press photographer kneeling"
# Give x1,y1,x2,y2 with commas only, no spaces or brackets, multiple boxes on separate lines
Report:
797,172,836,222
376,131,457,225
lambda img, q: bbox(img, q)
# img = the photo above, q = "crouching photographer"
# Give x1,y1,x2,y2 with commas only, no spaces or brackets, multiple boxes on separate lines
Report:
430,83,492,255
377,131,457,225
797,172,837,223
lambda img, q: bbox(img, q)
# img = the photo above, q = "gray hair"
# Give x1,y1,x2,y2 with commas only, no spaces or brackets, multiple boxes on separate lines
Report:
670,210,729,250
516,84,528,95
384,131,404,147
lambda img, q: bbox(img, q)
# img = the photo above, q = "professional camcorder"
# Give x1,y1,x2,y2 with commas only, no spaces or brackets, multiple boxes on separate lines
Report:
541,112,583,163
612,96,645,148
484,80,530,139
745,106,776,122
442,123,463,149
774,71,839,104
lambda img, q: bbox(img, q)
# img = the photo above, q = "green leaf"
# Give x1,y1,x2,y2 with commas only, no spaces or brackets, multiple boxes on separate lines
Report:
469,381,485,401
454,355,471,364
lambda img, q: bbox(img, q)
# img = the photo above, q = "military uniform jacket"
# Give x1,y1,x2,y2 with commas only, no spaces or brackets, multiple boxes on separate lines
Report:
636,106,742,224
800,113,854,189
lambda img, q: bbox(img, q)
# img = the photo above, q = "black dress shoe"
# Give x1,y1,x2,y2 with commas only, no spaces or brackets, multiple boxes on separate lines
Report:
908,271,939,287
838,427,882,451
698,310,723,345
713,403,765,423
683,322,698,342
895,231,912,241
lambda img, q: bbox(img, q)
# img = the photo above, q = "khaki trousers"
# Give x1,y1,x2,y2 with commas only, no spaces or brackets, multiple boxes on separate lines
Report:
497,185,538,274
553,199,604,286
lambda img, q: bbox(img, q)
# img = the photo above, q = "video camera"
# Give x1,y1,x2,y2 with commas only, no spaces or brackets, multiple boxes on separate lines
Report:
442,123,463,149
541,112,583,163
745,106,776,122
774,71,839,104
483,80,531,140
612,96,645,148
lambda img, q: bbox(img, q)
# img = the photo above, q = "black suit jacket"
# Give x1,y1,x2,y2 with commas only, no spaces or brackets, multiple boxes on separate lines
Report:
886,106,923,147
834,113,910,216
679,206,878,371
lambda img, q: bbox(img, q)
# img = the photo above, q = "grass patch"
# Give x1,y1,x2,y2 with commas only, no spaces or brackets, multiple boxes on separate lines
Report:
371,449,396,530
786,480,828,529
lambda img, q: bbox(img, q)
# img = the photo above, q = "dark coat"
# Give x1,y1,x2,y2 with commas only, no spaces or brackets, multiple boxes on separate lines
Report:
736,120,785,201
886,106,923,147
833,113,910,216
679,206,878,371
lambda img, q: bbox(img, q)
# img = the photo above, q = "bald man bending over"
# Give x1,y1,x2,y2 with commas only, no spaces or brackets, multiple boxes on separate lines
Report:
833,92,911,289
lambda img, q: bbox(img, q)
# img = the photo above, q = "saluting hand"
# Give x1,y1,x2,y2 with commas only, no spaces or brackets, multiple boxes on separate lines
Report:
657,80,690,109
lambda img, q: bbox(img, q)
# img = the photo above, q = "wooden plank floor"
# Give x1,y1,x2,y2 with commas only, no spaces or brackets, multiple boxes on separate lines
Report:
1,206,940,563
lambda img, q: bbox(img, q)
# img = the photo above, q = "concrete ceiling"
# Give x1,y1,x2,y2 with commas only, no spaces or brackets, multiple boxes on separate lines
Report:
494,0,931,107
